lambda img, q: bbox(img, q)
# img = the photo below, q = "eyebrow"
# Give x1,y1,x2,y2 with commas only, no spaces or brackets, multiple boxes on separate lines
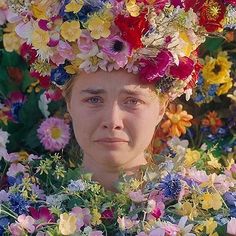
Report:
80,88,146,96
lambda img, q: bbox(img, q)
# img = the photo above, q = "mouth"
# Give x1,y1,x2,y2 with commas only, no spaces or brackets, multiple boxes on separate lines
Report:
94,138,128,143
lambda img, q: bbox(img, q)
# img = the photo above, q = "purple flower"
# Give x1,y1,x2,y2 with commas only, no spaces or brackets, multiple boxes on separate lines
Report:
9,193,29,215
139,50,173,83
98,34,131,67
159,173,182,199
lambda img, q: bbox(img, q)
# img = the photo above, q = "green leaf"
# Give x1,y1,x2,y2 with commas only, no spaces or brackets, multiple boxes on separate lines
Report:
202,37,225,54
18,91,43,128
25,124,41,149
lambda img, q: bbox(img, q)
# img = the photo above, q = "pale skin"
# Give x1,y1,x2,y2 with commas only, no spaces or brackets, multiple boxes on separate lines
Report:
67,69,167,191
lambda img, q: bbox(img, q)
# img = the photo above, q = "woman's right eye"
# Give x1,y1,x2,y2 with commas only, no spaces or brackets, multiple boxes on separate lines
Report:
86,96,103,104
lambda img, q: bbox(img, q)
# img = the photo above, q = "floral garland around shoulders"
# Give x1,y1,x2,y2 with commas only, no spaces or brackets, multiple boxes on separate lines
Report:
0,134,236,236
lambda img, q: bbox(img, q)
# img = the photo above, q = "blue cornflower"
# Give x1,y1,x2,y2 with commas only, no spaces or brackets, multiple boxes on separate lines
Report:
8,174,23,186
51,65,70,86
224,192,236,217
0,217,10,236
194,93,204,103
11,102,23,122
9,193,29,215
159,173,182,199
207,84,218,96
197,74,204,86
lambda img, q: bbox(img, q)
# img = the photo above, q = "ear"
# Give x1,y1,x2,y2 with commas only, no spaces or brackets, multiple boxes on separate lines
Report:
66,101,72,116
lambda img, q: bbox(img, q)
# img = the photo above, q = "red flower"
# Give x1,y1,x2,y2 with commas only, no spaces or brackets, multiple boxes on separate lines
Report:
115,11,149,49
169,57,194,80
199,0,226,32
20,43,37,64
185,61,202,90
139,50,173,83
30,71,51,89
101,209,114,220
224,0,236,6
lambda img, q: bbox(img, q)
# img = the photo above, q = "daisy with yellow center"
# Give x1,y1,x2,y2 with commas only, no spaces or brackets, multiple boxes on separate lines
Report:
161,104,193,137
37,117,70,152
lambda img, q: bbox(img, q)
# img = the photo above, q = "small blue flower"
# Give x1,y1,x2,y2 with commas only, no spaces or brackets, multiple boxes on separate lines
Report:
0,217,10,236
51,65,70,86
197,74,204,86
9,193,29,215
207,84,218,96
11,102,23,121
68,179,86,192
194,93,204,103
224,192,236,217
8,174,23,186
159,173,182,199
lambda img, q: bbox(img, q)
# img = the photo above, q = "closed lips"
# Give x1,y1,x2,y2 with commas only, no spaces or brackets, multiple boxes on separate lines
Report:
94,138,128,142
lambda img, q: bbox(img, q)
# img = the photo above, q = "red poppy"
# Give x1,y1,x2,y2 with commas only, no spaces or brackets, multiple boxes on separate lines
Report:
20,43,37,64
114,11,149,49
169,57,194,80
30,71,51,89
198,0,226,32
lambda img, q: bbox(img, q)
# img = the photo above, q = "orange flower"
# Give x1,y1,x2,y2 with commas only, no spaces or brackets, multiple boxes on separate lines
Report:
161,104,193,137
201,111,222,134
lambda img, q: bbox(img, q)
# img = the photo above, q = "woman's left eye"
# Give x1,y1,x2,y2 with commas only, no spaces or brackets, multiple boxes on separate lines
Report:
124,98,143,105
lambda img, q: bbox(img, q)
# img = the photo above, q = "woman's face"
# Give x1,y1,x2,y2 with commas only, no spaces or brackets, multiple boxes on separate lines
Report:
67,70,166,167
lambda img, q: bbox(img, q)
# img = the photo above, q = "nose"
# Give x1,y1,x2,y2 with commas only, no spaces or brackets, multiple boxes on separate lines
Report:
101,102,124,130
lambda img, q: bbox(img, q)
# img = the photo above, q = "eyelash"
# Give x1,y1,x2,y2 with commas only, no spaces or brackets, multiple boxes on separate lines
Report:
85,96,144,106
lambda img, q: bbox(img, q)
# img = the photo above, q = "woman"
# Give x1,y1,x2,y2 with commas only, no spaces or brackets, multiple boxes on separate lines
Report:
3,1,235,235
64,69,168,190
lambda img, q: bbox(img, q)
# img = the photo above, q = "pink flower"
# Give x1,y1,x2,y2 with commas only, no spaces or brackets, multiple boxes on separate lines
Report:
129,190,147,202
139,50,173,83
77,30,96,54
50,52,65,66
45,88,63,101
37,117,70,152
150,202,165,220
57,40,76,61
169,57,194,80
29,206,54,223
98,34,131,67
149,228,165,236
117,217,139,230
20,43,37,64
17,214,35,233
89,231,104,236
227,218,236,235
72,207,92,230
0,190,9,203
7,163,26,177
8,223,23,236
136,232,148,236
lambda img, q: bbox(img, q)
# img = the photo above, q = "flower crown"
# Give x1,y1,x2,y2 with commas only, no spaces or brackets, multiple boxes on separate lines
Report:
7,0,236,100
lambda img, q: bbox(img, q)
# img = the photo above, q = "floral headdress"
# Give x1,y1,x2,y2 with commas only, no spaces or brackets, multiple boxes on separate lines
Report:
6,0,236,100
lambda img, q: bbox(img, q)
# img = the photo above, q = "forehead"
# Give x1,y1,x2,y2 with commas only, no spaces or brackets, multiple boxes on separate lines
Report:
71,70,157,96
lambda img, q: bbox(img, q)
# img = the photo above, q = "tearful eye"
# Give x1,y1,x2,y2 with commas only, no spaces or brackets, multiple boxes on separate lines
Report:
86,96,103,104
125,98,143,105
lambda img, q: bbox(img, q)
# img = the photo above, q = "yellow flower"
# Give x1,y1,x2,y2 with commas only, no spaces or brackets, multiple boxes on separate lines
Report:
201,192,222,210
61,21,81,42
178,201,198,220
179,31,196,57
31,4,47,19
65,0,84,13
216,80,233,95
202,51,232,85
32,27,50,50
91,208,102,225
59,213,77,235
207,153,221,169
3,32,21,52
126,0,141,17
184,148,201,167
64,59,83,74
204,218,218,235
161,104,193,137
87,14,111,39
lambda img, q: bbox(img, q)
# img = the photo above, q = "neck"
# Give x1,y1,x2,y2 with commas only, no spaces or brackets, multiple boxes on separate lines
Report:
82,153,147,191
